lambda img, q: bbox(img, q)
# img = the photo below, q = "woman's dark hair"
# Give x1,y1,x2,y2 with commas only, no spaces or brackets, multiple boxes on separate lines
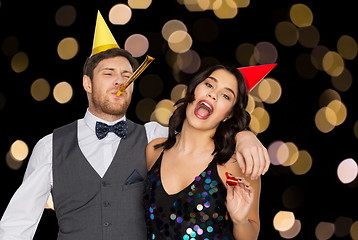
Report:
83,48,136,80
156,65,251,165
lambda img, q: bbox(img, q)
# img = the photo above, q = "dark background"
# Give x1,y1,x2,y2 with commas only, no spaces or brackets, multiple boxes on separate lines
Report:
1,0,357,239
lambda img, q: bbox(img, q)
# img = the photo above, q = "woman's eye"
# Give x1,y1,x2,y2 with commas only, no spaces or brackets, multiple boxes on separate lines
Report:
205,82,213,88
222,94,230,100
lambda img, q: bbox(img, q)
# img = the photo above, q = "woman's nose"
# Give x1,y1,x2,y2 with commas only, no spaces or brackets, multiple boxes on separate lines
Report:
208,91,217,100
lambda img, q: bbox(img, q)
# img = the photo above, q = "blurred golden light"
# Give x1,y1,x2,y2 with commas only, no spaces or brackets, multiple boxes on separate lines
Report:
319,89,341,108
351,220,358,240
290,150,312,175
337,35,357,60
150,108,174,126
298,25,320,48
236,43,255,67
337,158,358,184
245,94,255,114
213,0,238,19
31,78,51,101
53,82,73,104
279,219,301,239
11,51,29,73
2,36,19,56
162,20,187,41
138,74,164,98
275,21,299,47
170,84,187,103
311,45,329,71
281,142,299,167
354,121,358,139
331,68,352,92
322,51,345,77
45,194,54,210
268,140,289,165
234,0,249,8
128,0,152,9
249,107,270,133
192,18,219,43
168,30,192,53
176,49,201,74
124,34,149,57
326,100,347,126
55,5,76,27
135,98,157,123
315,221,335,240
273,211,295,232
57,37,79,60
109,4,132,25
315,107,335,133
10,140,29,161
335,216,353,238
282,185,304,209
6,151,23,170
156,99,175,113
184,0,210,11
290,3,313,27
258,78,281,104
254,41,278,64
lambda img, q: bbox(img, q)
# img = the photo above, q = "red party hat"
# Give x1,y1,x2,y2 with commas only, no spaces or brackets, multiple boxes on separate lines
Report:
238,63,277,92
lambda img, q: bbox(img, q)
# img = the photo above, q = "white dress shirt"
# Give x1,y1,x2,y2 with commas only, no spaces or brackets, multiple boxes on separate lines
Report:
0,110,168,240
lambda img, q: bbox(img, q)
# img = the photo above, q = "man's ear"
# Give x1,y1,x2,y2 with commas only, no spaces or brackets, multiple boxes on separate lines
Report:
83,75,92,93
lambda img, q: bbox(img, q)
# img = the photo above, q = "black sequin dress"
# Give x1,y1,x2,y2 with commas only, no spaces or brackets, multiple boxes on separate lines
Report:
144,152,234,240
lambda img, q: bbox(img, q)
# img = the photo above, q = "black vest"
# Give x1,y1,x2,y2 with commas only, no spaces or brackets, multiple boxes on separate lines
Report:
52,120,147,240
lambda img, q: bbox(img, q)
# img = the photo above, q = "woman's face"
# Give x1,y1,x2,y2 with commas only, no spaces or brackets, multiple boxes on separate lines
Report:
186,69,238,130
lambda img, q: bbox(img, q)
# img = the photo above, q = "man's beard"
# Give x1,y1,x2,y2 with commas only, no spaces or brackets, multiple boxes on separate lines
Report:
92,93,131,117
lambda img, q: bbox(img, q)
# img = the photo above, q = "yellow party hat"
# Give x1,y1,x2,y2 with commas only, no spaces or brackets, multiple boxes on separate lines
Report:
91,11,120,56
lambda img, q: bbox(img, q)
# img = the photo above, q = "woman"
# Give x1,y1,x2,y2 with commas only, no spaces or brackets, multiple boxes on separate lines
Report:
144,65,261,240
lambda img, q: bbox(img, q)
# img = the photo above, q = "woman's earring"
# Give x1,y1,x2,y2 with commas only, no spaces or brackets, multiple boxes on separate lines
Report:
223,118,227,122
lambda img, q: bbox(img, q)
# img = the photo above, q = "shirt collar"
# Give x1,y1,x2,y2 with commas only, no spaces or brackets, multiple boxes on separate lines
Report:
84,109,126,134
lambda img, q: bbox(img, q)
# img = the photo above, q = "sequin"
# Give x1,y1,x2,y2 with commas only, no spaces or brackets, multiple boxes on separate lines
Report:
197,204,203,211
144,153,234,239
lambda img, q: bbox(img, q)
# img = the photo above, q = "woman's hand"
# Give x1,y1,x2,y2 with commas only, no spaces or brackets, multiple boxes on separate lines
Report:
226,173,255,224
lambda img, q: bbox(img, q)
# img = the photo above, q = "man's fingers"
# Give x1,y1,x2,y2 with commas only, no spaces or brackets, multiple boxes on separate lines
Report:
263,147,270,175
242,149,253,177
235,152,245,174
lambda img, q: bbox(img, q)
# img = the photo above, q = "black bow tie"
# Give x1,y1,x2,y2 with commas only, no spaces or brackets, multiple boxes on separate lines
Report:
95,121,128,140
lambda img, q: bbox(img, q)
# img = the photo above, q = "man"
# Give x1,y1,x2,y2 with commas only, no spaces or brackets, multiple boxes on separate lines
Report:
0,11,270,240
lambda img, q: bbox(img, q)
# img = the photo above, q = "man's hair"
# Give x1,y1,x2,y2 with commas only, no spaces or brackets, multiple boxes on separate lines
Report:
83,48,136,79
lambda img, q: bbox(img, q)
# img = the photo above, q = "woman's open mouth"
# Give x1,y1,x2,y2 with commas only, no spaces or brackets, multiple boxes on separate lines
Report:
194,100,213,120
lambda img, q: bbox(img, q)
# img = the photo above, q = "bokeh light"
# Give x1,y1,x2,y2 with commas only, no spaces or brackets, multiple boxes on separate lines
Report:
335,216,353,238
323,51,345,77
275,21,299,47
279,219,301,239
212,0,238,19
168,30,193,53
254,41,278,64
55,5,76,27
273,211,295,232
290,150,312,175
162,20,188,41
331,68,352,92
351,221,358,240
170,84,187,103
31,78,51,101
109,4,132,25
128,0,152,9
2,36,19,56
337,158,358,184
315,221,335,240
135,98,157,123
337,35,357,60
290,4,313,27
10,140,29,161
57,37,79,60
53,82,73,104
124,34,149,57
176,49,201,74
298,25,320,48
268,140,289,166
11,51,29,73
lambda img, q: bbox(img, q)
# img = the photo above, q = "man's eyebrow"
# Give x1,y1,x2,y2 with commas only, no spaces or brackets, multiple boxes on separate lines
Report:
207,76,236,97
100,68,133,74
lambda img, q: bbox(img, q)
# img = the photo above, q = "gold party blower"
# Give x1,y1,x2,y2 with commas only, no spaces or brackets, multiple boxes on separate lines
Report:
116,55,155,96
